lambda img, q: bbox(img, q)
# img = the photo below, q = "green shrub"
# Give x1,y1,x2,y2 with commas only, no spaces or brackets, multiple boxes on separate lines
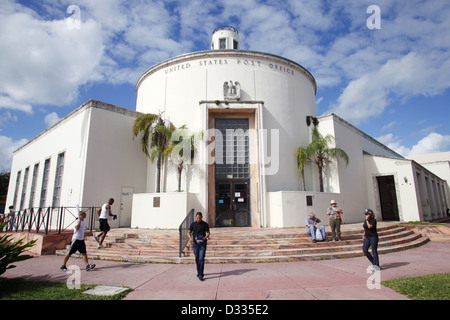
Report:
0,221,37,275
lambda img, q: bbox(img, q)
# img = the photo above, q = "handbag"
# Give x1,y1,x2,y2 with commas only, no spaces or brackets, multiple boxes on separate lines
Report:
315,228,323,241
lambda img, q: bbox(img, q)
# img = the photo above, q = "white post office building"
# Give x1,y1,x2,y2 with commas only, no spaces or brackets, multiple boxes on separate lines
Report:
6,27,449,230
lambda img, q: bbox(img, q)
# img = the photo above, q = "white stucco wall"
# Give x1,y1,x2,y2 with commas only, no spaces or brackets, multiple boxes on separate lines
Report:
6,100,148,229
131,192,202,229
267,191,343,228
6,103,91,211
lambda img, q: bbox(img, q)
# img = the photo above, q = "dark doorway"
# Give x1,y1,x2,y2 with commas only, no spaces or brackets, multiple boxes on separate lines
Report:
215,180,250,227
377,175,400,221
214,118,251,227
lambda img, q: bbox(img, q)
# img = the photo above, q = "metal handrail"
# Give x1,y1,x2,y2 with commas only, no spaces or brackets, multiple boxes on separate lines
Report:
3,206,100,234
178,209,195,258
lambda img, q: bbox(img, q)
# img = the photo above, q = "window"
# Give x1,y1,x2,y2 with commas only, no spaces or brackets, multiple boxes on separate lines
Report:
233,40,239,49
215,119,250,179
13,170,21,209
19,167,29,210
52,152,65,207
40,159,51,208
29,163,39,208
219,38,226,49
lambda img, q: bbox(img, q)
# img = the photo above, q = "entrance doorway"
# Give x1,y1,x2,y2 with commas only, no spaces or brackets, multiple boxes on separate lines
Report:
120,187,134,227
215,180,250,227
214,118,250,227
377,176,400,221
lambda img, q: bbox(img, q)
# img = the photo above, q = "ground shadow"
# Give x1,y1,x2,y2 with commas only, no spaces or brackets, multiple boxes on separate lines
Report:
381,262,410,270
205,268,257,280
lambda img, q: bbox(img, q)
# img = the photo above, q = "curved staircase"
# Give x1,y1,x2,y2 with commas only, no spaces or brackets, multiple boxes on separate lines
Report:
55,222,429,264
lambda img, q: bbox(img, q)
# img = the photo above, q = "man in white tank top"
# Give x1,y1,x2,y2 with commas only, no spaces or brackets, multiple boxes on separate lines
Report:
94,198,116,249
60,206,95,271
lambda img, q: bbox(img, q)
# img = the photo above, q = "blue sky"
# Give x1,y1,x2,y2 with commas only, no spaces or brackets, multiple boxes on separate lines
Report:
1,0,450,171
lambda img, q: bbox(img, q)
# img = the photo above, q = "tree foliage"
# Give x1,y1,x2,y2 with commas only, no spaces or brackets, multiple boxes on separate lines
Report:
296,127,349,192
0,221,36,276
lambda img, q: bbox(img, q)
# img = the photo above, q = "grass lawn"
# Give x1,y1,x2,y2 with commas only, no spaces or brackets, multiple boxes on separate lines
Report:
382,273,450,300
0,277,132,300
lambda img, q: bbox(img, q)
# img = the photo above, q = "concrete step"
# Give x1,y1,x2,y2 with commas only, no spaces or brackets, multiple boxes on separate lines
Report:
55,223,429,263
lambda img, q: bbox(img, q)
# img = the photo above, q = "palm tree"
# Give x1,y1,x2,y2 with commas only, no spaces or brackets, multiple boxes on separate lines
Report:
132,112,175,193
296,146,308,191
296,127,349,192
164,125,200,192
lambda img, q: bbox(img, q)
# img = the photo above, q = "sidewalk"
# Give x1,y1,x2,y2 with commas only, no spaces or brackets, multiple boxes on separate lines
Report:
3,240,450,300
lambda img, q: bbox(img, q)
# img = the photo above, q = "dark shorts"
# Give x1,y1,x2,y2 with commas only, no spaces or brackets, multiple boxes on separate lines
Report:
68,239,86,255
99,218,110,232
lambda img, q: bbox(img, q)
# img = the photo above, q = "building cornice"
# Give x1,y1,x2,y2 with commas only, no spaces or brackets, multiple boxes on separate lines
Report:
136,50,317,95
13,100,141,154
318,113,405,160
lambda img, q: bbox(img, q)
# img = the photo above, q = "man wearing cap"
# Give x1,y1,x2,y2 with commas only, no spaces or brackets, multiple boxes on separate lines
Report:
305,213,326,243
327,200,343,241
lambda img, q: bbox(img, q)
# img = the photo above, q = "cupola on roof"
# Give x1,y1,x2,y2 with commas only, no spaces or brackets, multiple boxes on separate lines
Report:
211,26,240,50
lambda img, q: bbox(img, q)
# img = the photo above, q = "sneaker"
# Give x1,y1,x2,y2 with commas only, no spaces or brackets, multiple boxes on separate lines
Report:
86,264,96,271
60,265,68,272
94,235,100,243
98,244,105,249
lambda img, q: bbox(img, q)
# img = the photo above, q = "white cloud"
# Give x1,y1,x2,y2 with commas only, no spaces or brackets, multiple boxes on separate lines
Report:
381,121,398,132
377,132,450,158
0,2,104,110
326,52,450,124
0,136,28,172
44,112,61,127
408,133,450,157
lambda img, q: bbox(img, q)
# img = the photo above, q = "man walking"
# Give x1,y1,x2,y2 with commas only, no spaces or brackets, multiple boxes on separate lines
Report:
60,207,95,271
188,212,210,281
95,198,116,249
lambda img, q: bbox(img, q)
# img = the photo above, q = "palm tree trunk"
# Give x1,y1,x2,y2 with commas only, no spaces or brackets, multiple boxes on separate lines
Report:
156,155,162,193
301,168,306,191
177,161,184,192
318,165,324,192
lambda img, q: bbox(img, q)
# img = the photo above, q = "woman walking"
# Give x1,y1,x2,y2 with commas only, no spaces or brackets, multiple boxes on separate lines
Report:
362,209,380,270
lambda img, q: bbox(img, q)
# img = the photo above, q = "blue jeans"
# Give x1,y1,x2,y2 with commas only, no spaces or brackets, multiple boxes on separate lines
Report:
307,226,325,240
363,236,379,267
192,241,207,278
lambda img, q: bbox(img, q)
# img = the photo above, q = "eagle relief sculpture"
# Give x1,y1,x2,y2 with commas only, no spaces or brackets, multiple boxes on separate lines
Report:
223,80,241,100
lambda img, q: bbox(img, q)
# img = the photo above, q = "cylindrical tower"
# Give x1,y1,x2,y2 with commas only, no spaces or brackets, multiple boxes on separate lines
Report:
136,27,317,228
211,26,240,50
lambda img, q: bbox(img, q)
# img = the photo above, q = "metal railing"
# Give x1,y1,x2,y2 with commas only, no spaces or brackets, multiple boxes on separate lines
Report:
2,206,100,234
178,209,195,258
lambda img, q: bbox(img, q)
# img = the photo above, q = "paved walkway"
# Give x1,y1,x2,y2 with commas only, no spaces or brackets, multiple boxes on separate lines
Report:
3,240,450,300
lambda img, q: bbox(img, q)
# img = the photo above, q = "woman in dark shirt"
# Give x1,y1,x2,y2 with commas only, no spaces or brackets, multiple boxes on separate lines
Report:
362,209,380,270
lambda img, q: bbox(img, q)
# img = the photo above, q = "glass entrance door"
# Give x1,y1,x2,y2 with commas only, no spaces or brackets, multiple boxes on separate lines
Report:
214,118,251,227
215,180,250,227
